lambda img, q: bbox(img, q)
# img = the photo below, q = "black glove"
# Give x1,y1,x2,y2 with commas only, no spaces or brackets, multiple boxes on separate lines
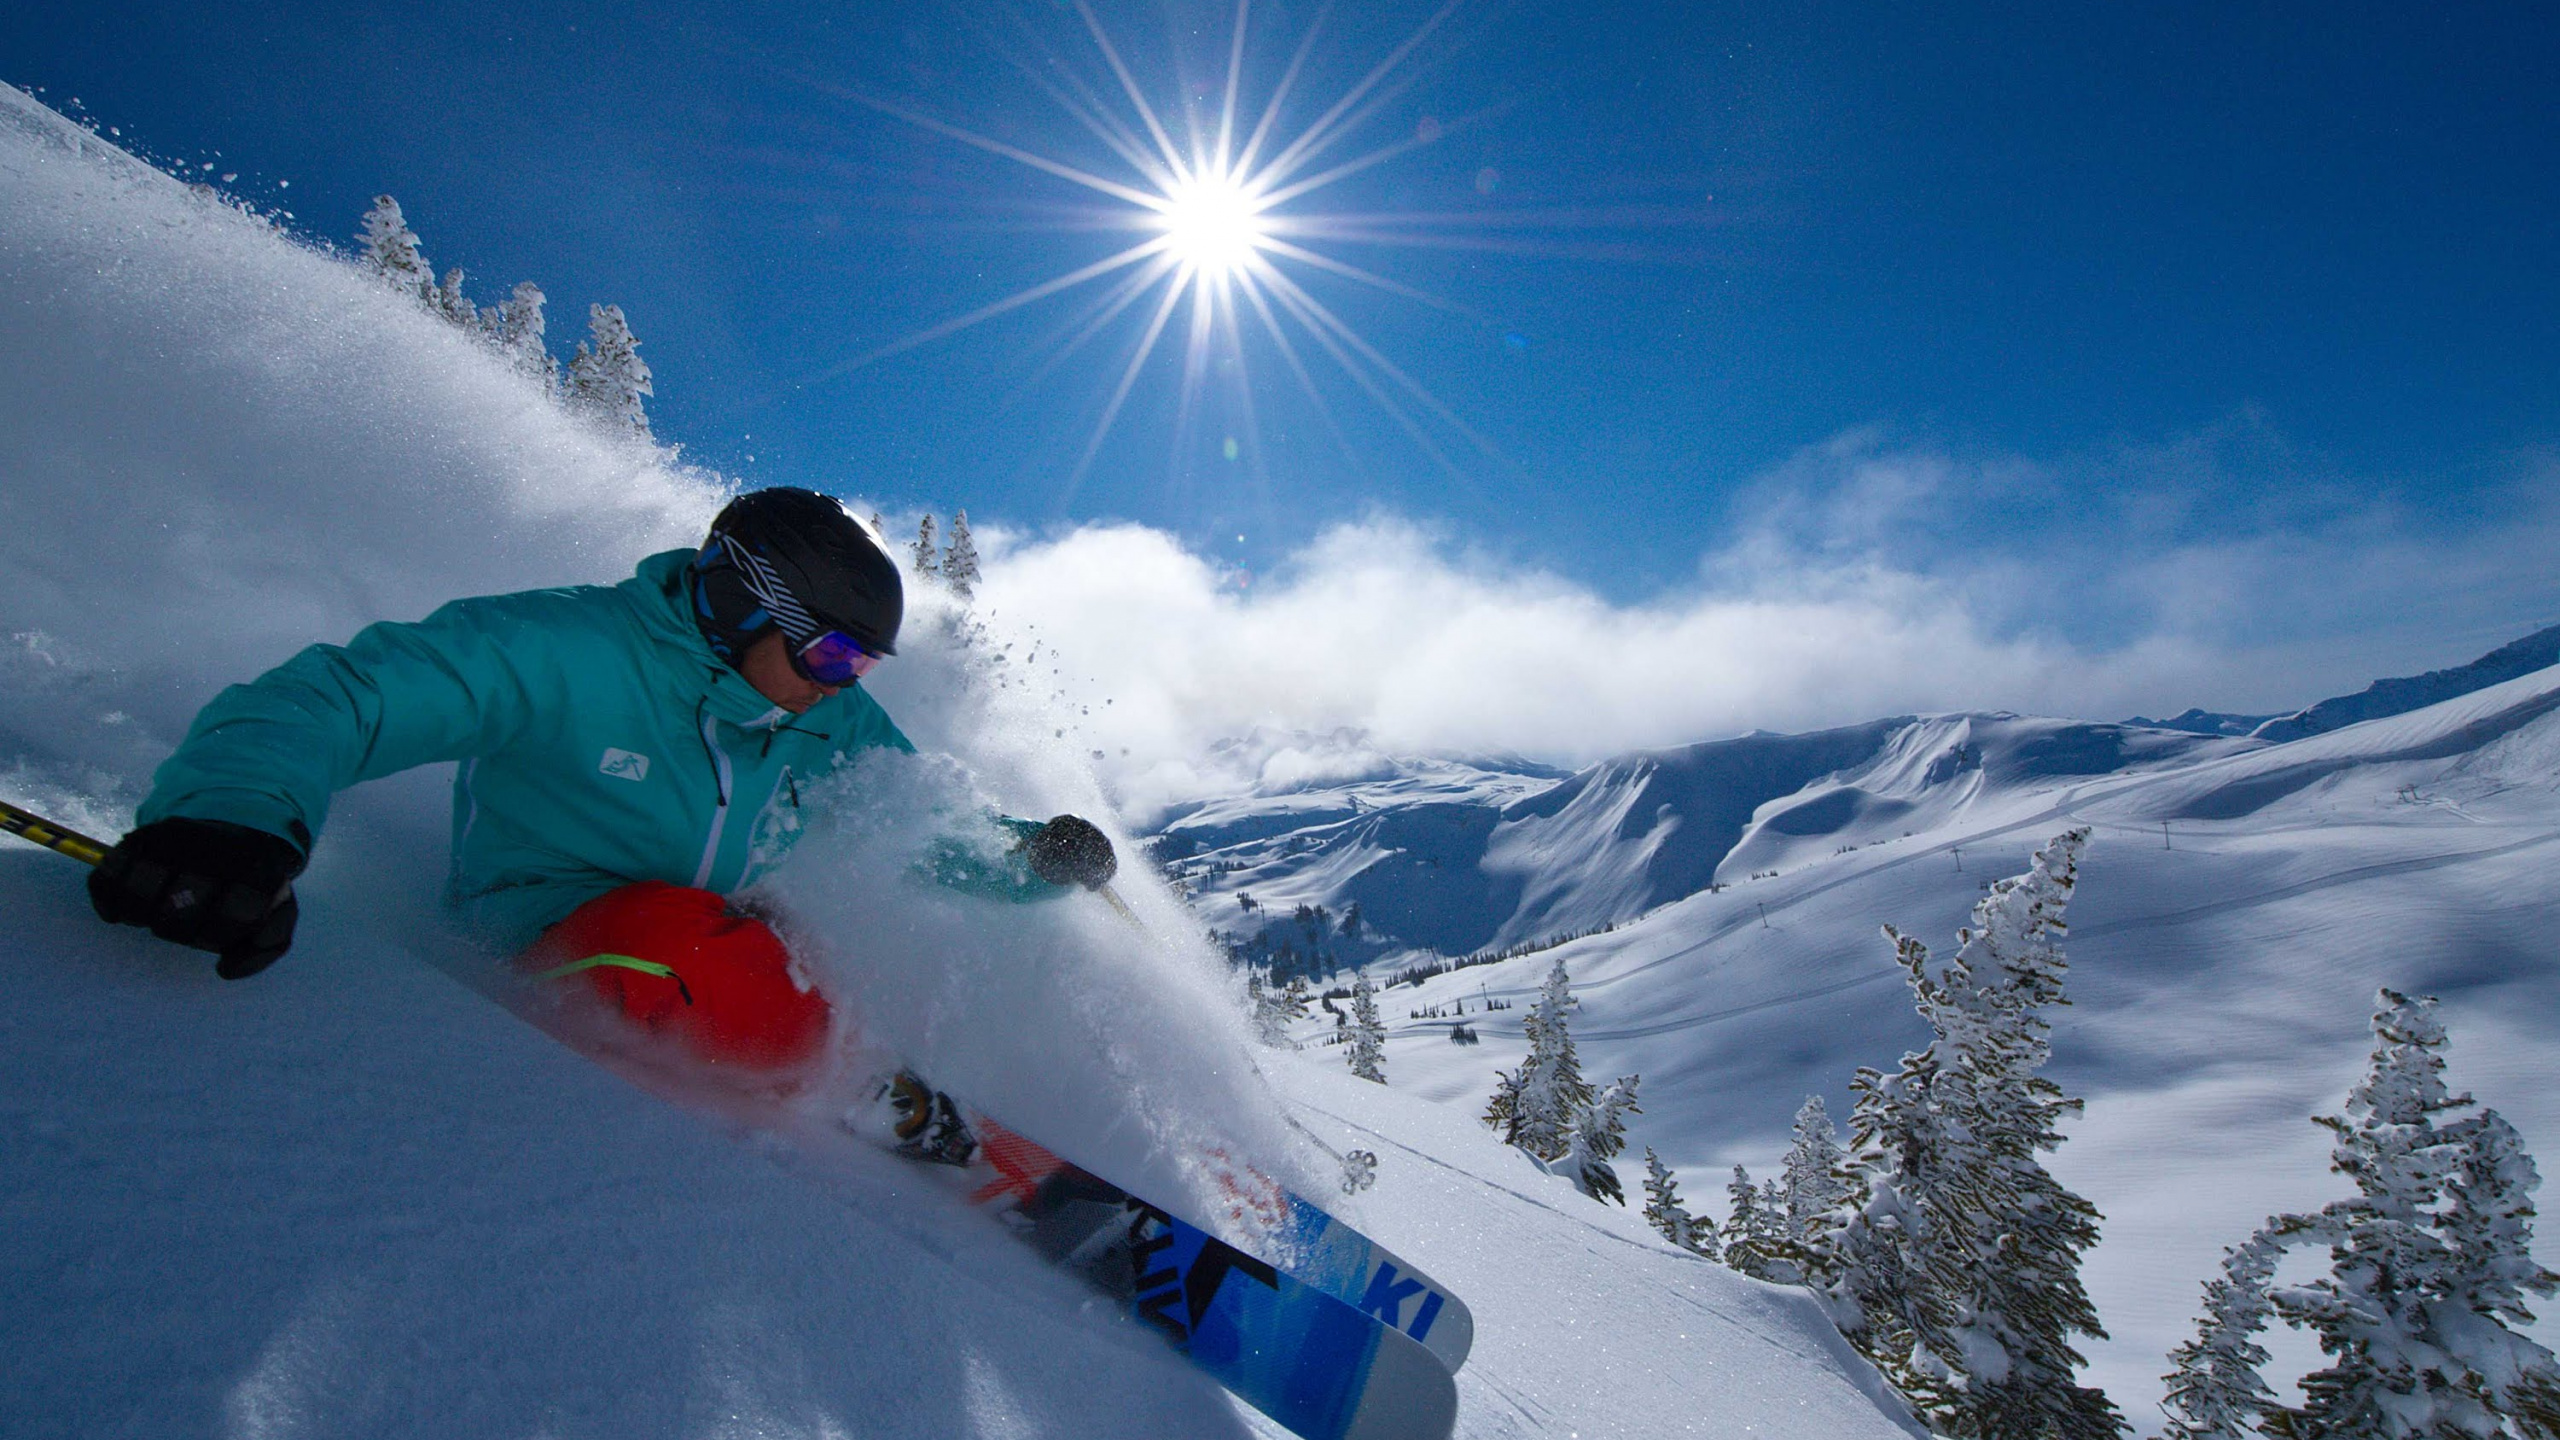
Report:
89,818,306,979
1022,814,1117,889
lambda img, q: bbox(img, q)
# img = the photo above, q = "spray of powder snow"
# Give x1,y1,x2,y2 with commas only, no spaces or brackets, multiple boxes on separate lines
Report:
772,589,1324,1215
0,85,1314,1220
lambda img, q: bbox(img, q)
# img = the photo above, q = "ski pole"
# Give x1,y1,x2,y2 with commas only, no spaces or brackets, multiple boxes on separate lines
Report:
1093,880,1141,928
0,798,108,867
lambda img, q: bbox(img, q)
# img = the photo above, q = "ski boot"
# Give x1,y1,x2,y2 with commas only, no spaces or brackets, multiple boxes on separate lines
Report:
845,1070,980,1167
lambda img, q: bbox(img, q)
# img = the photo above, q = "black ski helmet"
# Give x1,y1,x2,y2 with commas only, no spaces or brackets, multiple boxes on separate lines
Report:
688,488,902,670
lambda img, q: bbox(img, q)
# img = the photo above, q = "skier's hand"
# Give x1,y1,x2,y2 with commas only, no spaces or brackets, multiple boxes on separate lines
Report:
1022,814,1117,889
89,818,306,979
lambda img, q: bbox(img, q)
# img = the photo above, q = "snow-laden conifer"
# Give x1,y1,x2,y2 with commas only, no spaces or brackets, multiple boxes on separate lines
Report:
356,195,432,300
433,267,475,328
1483,956,1594,1162
1557,1074,1640,1204
565,304,652,437
911,514,939,578
1643,1149,1718,1258
2161,989,2560,1440
1345,970,1387,1083
1782,1095,1848,1247
483,281,553,385
1823,828,2125,1440
942,510,980,599
1247,970,1310,1048
2161,1229,2287,1440
1723,1165,1791,1280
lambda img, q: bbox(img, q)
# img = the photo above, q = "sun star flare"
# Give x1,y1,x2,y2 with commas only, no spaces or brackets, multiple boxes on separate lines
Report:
831,0,1510,496
1158,169,1269,280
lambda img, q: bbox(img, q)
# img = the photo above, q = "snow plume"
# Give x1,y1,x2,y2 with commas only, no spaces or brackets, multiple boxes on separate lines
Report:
773,595,1323,1214
0,88,716,776
0,87,1306,1218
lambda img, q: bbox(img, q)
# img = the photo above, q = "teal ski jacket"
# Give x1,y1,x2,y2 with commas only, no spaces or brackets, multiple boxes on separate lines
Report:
139,549,1052,949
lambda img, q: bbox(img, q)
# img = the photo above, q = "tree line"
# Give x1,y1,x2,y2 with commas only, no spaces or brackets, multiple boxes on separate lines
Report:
1606,829,2555,1439
354,195,654,438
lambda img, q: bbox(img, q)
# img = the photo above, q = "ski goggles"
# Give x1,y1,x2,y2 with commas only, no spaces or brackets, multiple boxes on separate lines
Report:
791,629,887,686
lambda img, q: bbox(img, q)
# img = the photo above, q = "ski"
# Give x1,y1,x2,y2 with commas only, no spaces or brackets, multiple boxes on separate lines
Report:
1193,1148,1475,1374
851,1079,1458,1440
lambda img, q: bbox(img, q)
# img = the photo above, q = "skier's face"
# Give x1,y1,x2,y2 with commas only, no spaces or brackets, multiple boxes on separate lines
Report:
739,632,840,713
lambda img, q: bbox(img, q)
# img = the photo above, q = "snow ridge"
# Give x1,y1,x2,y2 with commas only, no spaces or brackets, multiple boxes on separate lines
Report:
2253,621,2560,743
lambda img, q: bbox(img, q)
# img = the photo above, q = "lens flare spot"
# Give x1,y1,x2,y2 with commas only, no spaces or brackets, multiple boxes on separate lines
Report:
1158,171,1266,278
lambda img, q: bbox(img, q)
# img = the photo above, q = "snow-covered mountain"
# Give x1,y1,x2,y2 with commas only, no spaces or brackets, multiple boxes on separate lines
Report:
1168,618,2560,979
1188,654,2560,1426
2119,706,2276,737
2250,620,2560,742
1162,710,2247,963
0,86,1922,1440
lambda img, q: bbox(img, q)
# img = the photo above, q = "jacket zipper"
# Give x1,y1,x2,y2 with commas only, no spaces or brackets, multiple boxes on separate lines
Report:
693,706,733,889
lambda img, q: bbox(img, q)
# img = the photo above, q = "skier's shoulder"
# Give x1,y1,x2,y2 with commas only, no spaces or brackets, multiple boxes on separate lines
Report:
403,550,689,647
813,681,915,757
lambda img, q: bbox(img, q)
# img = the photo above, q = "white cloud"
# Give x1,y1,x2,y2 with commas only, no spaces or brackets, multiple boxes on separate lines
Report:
957,431,2559,817
966,515,2212,816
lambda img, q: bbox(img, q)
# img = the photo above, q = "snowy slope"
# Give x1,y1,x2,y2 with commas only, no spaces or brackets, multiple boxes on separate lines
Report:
0,86,1918,1440
1322,663,2560,1431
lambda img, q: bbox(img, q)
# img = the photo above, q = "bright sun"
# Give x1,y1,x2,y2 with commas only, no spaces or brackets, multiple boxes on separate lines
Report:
1157,170,1267,278
839,0,1517,491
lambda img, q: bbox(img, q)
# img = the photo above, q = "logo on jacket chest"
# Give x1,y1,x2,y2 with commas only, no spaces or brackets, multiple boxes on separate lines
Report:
598,747,652,782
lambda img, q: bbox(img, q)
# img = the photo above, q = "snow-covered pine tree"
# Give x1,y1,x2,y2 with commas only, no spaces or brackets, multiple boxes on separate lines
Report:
911,514,939,579
2160,1230,2289,1440
483,281,554,385
2433,1109,2560,1433
565,303,653,437
1781,1094,1850,1270
942,510,980,599
1345,970,1386,1083
1642,1149,1719,1258
1283,975,1312,1024
1826,1052,1930,1393
1722,1165,1791,1280
2162,989,2560,1440
1483,956,1594,1163
1556,1074,1640,1204
1822,828,2125,1440
1247,969,1311,1048
356,195,432,301
433,267,475,328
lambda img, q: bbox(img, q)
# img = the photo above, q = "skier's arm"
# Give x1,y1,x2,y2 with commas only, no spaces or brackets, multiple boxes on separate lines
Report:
137,596,555,853
921,817,1058,902
923,814,1118,902
829,700,1117,902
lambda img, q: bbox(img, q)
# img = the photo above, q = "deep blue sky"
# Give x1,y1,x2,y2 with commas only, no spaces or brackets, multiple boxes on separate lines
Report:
9,1,2557,617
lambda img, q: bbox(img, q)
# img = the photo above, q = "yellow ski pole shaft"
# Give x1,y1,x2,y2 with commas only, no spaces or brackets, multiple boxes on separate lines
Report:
0,797,109,867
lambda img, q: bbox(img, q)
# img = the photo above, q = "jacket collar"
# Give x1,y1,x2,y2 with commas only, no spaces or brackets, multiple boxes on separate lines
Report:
626,549,851,731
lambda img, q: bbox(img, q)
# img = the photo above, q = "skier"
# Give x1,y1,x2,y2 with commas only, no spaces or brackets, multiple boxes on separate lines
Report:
84,487,1118,1081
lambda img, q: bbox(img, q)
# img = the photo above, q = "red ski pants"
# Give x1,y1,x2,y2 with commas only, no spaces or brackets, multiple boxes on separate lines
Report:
517,881,832,1075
